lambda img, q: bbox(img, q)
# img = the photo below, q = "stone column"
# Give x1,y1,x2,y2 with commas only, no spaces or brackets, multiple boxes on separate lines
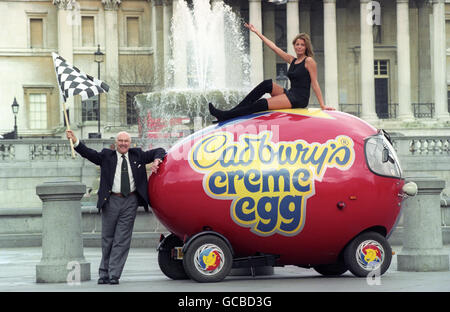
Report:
398,177,449,272
360,0,378,122
102,0,120,127
152,0,165,88
171,0,187,88
211,0,226,88
431,0,450,121
263,3,276,80
323,0,339,110
54,0,75,126
249,0,264,84
396,0,414,121
299,0,311,36
286,0,300,56
36,180,90,283
417,0,432,105
163,0,172,88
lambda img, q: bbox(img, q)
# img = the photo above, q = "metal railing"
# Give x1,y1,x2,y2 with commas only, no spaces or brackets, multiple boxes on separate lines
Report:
412,103,434,118
339,103,437,119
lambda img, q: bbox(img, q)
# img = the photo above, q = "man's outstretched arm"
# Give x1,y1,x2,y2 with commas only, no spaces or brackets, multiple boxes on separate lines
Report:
66,130,103,165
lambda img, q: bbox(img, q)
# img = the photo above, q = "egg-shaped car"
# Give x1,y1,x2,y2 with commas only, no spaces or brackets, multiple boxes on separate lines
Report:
148,108,415,282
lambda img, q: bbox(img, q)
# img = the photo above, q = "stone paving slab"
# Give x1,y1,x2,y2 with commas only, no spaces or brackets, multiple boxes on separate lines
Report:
1,245,449,292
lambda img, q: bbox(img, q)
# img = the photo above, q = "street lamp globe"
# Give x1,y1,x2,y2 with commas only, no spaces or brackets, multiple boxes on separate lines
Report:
11,97,19,139
94,44,104,64
11,97,19,115
93,44,105,138
276,69,289,89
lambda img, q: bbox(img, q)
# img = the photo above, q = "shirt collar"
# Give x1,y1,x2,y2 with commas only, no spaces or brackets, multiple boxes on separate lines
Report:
116,150,129,160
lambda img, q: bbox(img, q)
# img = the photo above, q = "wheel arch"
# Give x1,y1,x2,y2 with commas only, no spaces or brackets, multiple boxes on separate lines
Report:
182,231,235,257
338,226,388,261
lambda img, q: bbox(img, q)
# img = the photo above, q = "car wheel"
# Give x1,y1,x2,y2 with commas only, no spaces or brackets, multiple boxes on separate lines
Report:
158,234,189,280
313,263,348,276
182,234,233,283
343,231,392,277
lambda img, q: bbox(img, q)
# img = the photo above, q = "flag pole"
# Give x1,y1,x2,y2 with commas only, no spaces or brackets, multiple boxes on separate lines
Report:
62,100,75,159
52,52,109,159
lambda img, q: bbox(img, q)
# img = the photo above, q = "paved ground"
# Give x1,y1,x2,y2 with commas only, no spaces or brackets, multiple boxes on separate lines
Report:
1,245,449,293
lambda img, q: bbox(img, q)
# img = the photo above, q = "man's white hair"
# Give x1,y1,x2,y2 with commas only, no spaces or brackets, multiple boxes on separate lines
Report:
115,131,131,141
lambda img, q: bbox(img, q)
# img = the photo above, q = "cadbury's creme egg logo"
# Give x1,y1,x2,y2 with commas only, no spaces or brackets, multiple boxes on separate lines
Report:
189,131,355,237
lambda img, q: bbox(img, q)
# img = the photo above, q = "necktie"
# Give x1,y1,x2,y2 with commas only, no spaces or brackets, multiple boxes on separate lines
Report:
121,155,130,196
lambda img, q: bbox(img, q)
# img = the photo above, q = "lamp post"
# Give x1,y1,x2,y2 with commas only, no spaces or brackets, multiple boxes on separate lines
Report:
11,97,19,139
94,44,104,138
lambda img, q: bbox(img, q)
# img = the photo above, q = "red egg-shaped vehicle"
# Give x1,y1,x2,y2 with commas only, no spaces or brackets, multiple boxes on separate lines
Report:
148,108,416,282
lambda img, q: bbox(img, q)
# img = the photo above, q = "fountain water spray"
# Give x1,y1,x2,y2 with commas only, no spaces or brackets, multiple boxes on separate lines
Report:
135,0,251,147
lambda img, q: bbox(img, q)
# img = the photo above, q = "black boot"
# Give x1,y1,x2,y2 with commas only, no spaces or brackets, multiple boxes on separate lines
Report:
210,99,268,121
231,79,273,112
209,102,222,119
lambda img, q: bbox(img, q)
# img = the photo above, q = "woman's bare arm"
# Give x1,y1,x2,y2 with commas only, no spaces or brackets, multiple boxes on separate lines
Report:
245,23,294,64
305,57,335,111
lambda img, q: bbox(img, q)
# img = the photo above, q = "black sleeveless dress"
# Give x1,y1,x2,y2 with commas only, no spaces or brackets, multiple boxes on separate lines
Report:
283,57,311,108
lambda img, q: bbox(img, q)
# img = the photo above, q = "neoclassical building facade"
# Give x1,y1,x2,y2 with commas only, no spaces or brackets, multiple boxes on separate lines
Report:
0,0,449,139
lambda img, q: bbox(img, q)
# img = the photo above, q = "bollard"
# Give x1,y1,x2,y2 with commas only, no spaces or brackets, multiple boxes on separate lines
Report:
35,180,91,283
397,177,449,271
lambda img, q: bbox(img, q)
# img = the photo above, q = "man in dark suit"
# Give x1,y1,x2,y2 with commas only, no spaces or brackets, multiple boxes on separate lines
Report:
66,130,165,285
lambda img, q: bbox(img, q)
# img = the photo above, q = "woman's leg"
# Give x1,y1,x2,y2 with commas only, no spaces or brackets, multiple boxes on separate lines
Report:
270,83,285,97
230,79,273,111
209,94,292,121
267,94,292,110
210,98,268,121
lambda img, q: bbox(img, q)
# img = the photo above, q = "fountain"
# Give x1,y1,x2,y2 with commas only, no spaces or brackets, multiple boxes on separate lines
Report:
135,0,251,146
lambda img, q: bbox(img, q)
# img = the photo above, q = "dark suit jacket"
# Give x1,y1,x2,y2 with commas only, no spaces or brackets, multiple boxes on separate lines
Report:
75,141,166,212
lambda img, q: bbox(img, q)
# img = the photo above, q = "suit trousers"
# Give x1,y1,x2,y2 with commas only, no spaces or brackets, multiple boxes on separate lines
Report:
99,193,138,279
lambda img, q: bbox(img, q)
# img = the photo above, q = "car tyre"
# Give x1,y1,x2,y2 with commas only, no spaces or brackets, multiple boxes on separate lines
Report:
343,231,392,277
183,234,233,283
158,234,189,280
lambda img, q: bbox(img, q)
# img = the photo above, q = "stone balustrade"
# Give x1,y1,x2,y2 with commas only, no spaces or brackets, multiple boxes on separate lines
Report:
392,136,450,156
1,135,448,161
0,138,114,162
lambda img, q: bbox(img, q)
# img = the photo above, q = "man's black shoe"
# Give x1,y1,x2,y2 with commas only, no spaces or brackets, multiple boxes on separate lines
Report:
109,278,119,285
97,277,110,285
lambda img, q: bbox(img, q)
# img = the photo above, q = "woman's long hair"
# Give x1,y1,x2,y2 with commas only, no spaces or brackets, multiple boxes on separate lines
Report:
292,33,314,58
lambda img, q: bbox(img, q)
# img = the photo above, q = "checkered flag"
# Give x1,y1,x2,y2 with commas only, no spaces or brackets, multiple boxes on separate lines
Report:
52,52,109,102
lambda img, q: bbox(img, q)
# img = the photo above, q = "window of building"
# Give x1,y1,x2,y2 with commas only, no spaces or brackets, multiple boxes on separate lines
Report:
82,96,99,122
374,60,389,77
29,93,47,129
81,16,95,47
126,92,139,125
447,89,450,113
126,17,140,47
373,25,381,44
274,8,287,52
30,18,43,48
374,60,391,119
